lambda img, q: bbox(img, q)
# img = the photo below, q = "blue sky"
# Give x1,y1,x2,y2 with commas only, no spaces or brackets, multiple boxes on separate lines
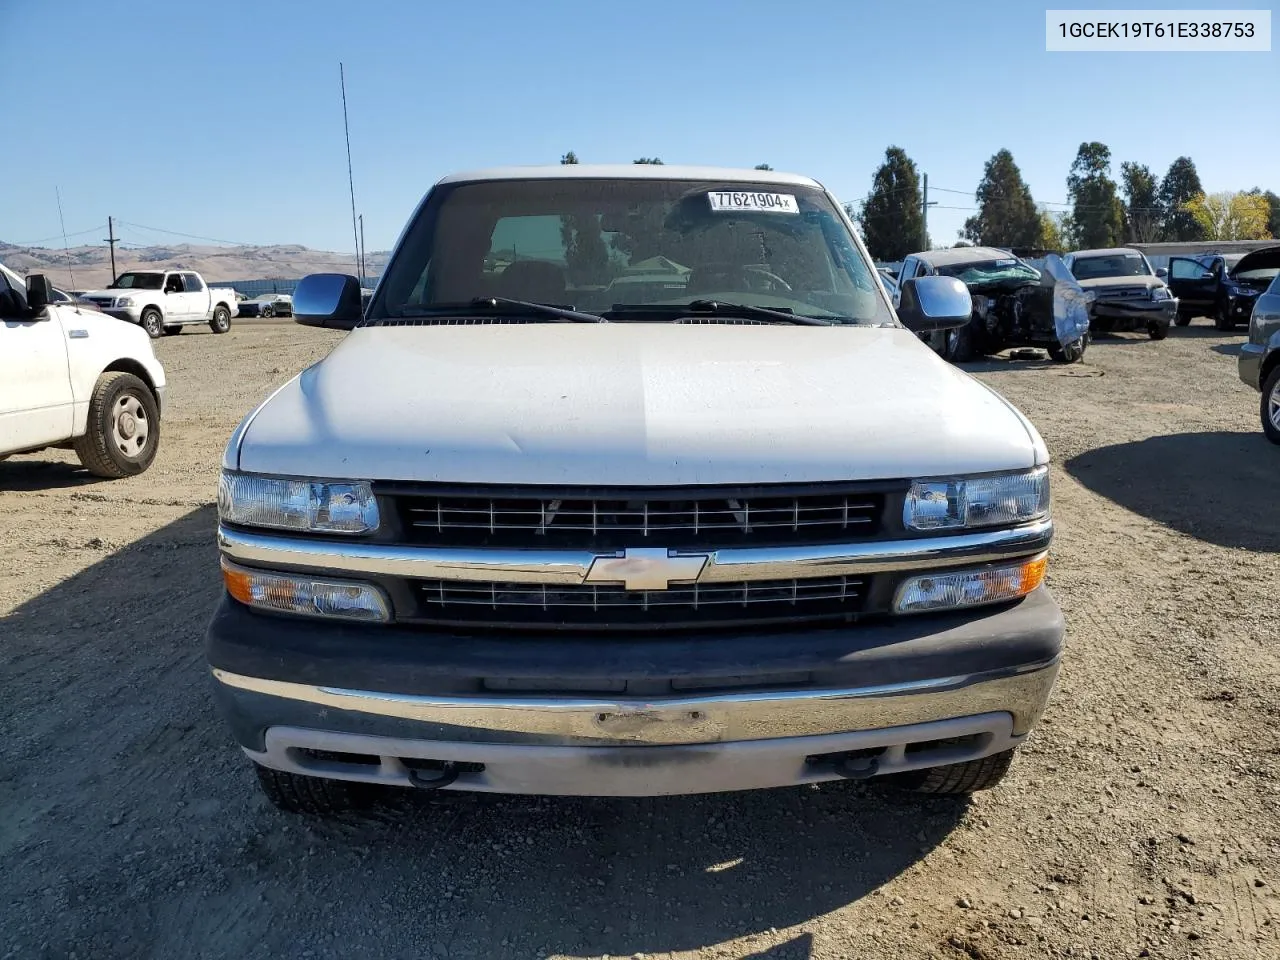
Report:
3,0,1276,254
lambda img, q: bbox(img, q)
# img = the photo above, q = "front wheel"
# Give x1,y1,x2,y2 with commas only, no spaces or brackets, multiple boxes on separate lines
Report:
890,748,1016,794
944,320,977,364
1262,365,1280,445
1174,310,1192,327
260,305,274,319
254,765,373,816
209,305,231,333
72,372,160,478
1148,319,1170,341
139,308,163,339
1214,303,1235,331
1048,337,1087,364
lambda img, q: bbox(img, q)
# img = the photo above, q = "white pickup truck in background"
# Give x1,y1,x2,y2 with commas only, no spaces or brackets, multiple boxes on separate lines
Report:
0,262,166,478
79,269,237,339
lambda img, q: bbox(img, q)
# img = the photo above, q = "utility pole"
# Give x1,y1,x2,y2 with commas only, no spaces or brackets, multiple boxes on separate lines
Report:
921,173,937,251
104,216,119,282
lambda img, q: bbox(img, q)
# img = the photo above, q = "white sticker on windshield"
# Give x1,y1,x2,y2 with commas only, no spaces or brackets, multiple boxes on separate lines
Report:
996,258,1018,265
707,192,799,214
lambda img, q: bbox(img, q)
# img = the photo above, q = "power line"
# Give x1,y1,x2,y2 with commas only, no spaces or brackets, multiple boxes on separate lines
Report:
11,225,106,246
117,219,257,247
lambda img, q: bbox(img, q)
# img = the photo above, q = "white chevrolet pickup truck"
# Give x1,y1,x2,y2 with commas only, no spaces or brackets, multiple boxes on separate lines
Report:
79,269,236,338
209,166,1064,815
0,261,166,477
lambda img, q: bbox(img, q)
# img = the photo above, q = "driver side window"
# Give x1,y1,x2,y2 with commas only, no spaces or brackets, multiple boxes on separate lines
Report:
1170,259,1213,281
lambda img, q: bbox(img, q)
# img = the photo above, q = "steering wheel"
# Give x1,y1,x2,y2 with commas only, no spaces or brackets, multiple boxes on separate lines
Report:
743,266,793,293
696,262,793,294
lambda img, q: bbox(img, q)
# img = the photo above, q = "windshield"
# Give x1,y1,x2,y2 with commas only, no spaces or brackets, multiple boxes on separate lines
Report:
1069,254,1152,280
110,272,164,290
934,258,1040,285
1235,266,1280,283
371,178,890,325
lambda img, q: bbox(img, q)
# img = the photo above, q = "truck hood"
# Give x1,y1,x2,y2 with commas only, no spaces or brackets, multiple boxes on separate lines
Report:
232,324,1047,485
1229,245,1280,279
78,288,153,300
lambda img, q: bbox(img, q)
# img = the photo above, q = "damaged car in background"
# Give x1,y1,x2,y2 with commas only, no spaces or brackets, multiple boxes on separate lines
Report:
897,247,1091,364
1062,247,1176,341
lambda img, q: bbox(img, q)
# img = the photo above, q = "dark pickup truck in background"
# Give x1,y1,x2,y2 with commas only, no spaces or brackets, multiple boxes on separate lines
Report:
1168,248,1280,331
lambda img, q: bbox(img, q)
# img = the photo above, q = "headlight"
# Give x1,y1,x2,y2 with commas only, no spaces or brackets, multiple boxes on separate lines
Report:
218,471,380,534
115,296,135,308
1226,286,1252,298
904,466,1049,531
221,558,390,621
894,553,1048,614
1150,287,1171,302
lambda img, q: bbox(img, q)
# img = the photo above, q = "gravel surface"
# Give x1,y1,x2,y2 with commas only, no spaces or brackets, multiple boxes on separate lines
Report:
3,320,1277,960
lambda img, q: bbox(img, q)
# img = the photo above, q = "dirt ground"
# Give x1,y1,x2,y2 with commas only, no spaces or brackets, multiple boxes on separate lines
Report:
2,320,1277,960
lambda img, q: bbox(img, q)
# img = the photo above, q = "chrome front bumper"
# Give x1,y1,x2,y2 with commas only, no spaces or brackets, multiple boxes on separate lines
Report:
212,659,1059,796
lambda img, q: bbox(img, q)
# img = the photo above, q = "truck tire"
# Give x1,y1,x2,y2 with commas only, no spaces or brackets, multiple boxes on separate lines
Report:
72,372,160,478
139,308,163,339
1148,319,1170,340
1048,337,1087,363
1174,310,1192,326
1262,364,1280,446
254,765,372,816
1213,303,1235,331
209,305,232,334
892,748,1016,795
944,320,977,364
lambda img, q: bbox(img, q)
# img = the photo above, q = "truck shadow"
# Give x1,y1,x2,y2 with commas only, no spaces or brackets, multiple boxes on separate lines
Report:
3,506,969,960
1211,342,1244,357
0,456,112,490
1065,430,1278,553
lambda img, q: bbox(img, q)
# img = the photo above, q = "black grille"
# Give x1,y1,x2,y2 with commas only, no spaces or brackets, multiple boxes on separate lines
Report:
385,484,890,549
408,575,868,629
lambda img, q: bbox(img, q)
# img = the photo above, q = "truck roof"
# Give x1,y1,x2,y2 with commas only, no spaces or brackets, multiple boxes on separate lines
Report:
1068,247,1143,258
434,164,822,188
915,246,1019,267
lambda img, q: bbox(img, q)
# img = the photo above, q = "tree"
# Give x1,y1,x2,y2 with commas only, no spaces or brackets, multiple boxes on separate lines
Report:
633,157,664,165
754,163,773,171
1066,142,1125,249
1037,208,1066,252
1247,188,1280,238
560,151,579,165
858,146,926,261
1119,162,1161,242
1184,191,1273,240
1158,156,1206,241
961,149,1040,248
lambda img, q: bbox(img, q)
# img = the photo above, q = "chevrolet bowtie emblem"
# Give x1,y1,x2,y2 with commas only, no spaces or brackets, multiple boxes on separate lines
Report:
583,547,709,591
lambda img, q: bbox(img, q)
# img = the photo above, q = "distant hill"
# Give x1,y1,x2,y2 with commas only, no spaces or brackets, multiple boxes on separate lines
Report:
0,241,389,291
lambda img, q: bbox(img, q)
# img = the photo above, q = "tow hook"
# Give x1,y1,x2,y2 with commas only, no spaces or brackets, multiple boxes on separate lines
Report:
835,755,880,780
406,762,460,790
818,752,882,781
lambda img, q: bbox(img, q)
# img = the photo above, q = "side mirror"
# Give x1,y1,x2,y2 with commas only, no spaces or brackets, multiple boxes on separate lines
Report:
26,274,53,315
896,275,972,333
293,273,363,330
1155,267,1168,279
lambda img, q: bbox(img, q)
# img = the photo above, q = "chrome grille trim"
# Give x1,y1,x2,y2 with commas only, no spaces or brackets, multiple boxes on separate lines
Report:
416,576,864,609
216,518,1053,586
390,487,885,549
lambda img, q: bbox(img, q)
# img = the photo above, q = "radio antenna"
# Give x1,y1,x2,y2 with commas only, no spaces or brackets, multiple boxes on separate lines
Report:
340,63,360,279
55,187,76,290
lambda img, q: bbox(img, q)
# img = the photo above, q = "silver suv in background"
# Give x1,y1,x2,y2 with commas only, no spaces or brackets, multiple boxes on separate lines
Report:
1062,247,1176,341
1237,248,1280,444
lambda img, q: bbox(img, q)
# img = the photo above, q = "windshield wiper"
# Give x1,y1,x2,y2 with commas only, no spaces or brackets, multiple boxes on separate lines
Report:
393,297,607,323
682,300,834,326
